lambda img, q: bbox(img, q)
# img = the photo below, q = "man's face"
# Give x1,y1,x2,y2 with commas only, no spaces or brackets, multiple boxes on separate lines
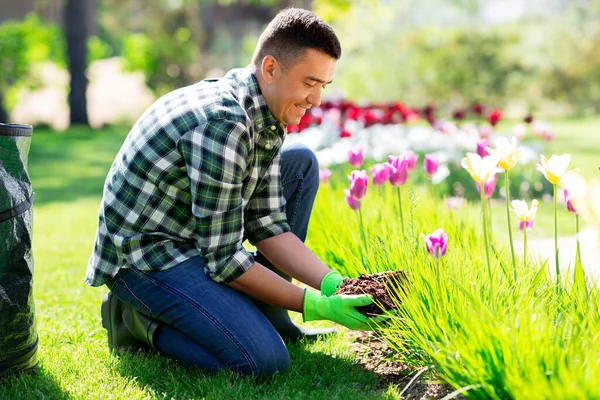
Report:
263,48,336,126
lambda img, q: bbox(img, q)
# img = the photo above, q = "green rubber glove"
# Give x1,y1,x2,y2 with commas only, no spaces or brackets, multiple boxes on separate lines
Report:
320,270,346,297
303,290,390,331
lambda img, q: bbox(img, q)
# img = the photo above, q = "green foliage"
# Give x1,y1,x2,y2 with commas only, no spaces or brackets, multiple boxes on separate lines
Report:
0,14,65,93
88,35,113,63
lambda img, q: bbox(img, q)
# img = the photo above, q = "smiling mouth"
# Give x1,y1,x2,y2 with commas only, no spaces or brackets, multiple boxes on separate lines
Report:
296,105,311,111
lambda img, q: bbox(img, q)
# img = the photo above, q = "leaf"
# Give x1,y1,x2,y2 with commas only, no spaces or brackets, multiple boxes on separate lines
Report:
491,244,511,282
529,260,548,296
572,258,588,300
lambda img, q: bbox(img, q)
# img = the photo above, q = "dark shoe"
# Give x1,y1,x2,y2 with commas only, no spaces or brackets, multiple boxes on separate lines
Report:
122,304,159,349
100,291,157,352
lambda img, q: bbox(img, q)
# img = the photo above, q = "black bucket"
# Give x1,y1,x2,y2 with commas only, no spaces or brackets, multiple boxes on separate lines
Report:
0,123,38,377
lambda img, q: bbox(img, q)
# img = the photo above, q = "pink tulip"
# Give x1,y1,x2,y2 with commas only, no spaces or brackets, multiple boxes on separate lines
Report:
476,140,490,158
348,147,363,167
519,220,533,232
344,189,360,210
319,168,332,184
423,154,439,177
387,155,408,186
348,170,368,200
402,150,418,171
478,125,493,139
422,228,448,258
476,174,498,199
370,163,390,185
564,189,577,214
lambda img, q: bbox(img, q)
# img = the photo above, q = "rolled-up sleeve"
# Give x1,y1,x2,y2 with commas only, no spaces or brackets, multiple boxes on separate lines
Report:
180,118,254,283
244,151,291,245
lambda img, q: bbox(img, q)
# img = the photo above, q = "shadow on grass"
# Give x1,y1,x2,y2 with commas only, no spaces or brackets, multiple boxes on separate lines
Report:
0,365,72,399
28,127,127,206
110,342,388,399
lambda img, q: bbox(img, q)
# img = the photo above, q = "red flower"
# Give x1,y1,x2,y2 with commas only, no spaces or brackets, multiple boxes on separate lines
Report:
452,108,466,121
486,109,502,127
471,102,485,116
340,129,352,138
287,125,300,134
524,114,533,124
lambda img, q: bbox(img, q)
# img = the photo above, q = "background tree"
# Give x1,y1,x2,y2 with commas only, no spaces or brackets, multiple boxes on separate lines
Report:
65,0,89,125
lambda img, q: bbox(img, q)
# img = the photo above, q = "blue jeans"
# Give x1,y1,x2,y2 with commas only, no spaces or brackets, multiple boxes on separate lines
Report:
106,142,320,377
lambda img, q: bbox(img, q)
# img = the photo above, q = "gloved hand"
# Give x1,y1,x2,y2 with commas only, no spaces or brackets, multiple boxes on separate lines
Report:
320,270,347,297
303,290,390,331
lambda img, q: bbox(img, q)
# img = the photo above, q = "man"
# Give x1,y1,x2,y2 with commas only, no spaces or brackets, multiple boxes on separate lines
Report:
86,8,387,378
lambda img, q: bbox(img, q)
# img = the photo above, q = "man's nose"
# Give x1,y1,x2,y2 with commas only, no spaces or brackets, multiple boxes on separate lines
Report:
307,90,321,108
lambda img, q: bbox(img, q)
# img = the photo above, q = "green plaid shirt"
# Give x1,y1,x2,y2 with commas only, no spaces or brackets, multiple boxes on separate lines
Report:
85,67,290,286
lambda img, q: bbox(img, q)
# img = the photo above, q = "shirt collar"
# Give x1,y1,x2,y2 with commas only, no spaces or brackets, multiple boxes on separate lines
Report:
238,66,285,136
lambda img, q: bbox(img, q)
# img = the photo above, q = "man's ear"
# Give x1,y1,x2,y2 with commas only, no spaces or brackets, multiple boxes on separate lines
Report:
261,55,279,84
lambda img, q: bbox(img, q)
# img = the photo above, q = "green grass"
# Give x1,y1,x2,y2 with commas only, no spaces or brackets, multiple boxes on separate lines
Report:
1,118,598,399
0,127,401,399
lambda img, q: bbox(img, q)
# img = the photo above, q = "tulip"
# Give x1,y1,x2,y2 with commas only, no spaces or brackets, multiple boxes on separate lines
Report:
370,163,390,185
471,102,484,116
478,125,493,139
476,174,498,199
461,153,499,183
531,120,551,139
387,156,408,186
487,109,502,127
446,196,465,210
423,154,439,177
511,199,538,222
519,220,533,232
344,189,360,211
340,129,352,138
348,170,368,200
487,136,522,171
347,146,363,168
402,150,418,171
319,168,332,184
476,140,490,158
524,114,533,124
422,228,448,258
564,189,577,214
511,199,538,270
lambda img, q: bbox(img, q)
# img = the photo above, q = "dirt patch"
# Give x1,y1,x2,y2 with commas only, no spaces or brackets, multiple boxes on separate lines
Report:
347,331,464,399
334,271,407,316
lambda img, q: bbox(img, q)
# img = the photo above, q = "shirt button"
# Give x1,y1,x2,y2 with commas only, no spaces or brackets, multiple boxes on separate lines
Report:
270,125,276,131
265,142,272,149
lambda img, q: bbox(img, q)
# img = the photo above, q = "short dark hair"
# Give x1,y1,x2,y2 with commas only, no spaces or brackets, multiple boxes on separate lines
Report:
252,8,341,70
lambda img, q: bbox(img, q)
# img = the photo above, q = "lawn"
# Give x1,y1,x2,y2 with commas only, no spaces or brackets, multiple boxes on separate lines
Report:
1,118,599,399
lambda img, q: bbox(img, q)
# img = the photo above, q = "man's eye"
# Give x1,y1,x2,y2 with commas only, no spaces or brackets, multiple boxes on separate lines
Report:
305,82,316,88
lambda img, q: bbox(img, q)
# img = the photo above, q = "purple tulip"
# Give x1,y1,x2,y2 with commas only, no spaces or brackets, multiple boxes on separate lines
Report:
476,174,498,199
402,150,418,171
422,228,448,258
319,168,332,183
519,220,534,232
348,147,364,168
348,170,368,200
370,163,390,185
344,189,360,210
387,155,408,186
476,140,490,158
424,154,439,177
564,189,577,214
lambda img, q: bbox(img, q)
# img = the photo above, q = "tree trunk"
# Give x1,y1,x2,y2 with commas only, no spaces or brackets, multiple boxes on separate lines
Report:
65,0,89,125
0,92,7,123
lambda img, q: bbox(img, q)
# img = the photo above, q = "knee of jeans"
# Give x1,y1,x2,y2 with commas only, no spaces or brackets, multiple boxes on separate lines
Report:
293,145,319,186
252,344,290,378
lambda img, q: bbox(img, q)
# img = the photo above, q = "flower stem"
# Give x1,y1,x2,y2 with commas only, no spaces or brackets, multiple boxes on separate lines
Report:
358,206,369,272
554,184,561,290
576,214,582,265
523,222,527,270
481,185,493,297
505,172,517,282
397,186,404,237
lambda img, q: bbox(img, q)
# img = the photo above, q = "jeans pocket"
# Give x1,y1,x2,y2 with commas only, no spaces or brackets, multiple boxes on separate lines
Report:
109,272,153,316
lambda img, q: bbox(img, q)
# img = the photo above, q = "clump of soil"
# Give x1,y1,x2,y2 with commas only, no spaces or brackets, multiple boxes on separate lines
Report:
334,271,408,316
